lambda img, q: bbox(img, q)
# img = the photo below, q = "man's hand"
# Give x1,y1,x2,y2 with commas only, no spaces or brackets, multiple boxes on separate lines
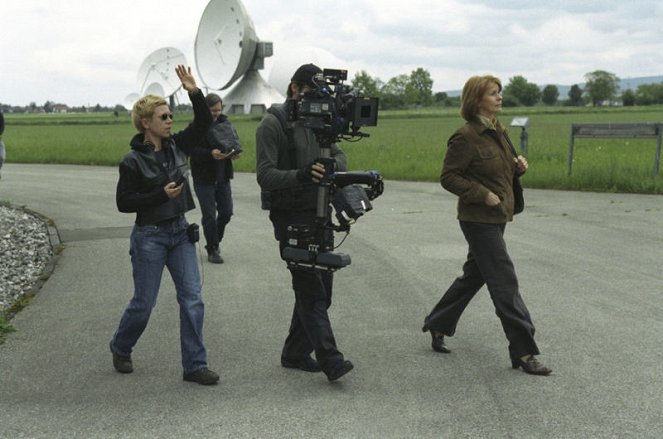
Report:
296,161,325,183
211,148,240,160
175,65,197,93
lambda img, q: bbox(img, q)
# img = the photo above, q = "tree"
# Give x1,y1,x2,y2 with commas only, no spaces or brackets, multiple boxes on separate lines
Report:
503,75,541,106
352,70,382,97
567,84,584,106
541,85,559,106
405,67,434,106
634,82,663,105
621,89,636,106
584,70,619,106
434,91,448,103
380,74,409,109
434,92,459,107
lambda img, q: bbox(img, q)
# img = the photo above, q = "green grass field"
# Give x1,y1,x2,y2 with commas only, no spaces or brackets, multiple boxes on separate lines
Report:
3,105,663,193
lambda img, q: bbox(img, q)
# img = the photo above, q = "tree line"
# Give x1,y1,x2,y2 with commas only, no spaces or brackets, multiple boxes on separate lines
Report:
3,69,662,114
0,101,127,114
351,69,663,109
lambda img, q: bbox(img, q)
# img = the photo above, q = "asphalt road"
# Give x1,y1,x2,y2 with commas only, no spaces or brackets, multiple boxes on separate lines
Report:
1,163,662,438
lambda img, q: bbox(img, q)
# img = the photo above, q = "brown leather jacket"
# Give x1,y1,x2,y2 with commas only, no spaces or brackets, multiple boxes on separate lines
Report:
440,119,516,224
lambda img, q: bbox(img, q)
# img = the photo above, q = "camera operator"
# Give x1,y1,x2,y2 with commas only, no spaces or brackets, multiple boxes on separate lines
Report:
256,63,354,382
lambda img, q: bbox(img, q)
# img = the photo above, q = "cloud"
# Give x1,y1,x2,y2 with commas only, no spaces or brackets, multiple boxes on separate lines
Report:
1,0,661,106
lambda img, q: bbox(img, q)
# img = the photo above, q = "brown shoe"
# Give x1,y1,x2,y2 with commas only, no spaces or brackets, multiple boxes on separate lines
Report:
430,330,450,353
512,356,552,376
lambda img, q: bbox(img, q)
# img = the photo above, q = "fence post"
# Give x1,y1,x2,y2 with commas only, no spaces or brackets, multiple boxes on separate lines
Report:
568,124,576,175
655,127,661,175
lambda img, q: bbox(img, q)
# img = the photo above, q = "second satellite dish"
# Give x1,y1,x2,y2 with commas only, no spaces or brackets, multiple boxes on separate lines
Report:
137,47,187,97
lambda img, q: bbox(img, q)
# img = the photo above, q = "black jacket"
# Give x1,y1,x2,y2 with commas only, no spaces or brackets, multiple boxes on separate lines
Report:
190,114,239,184
116,89,212,225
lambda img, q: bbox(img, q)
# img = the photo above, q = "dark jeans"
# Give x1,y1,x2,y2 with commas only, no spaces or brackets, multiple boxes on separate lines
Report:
193,180,233,251
424,221,540,360
269,209,345,373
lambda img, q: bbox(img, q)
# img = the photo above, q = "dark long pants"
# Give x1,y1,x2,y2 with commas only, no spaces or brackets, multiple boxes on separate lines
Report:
269,209,344,373
193,180,233,251
423,221,540,361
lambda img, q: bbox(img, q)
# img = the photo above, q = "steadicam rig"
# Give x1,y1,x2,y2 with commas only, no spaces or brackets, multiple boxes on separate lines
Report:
282,69,383,271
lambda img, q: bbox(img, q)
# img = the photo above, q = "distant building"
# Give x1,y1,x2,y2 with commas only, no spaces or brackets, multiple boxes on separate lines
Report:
53,104,69,113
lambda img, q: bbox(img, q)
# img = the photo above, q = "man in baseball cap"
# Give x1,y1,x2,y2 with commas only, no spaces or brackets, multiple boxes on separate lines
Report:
289,63,323,90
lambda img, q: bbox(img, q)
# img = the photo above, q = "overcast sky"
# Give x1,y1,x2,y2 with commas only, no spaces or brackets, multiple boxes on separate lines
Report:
1,0,662,107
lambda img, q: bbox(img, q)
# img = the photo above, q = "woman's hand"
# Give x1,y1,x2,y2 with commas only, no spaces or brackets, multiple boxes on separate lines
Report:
515,155,528,176
175,65,197,93
164,181,183,199
484,191,501,207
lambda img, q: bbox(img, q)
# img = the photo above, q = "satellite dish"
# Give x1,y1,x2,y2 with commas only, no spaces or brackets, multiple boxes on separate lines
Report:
195,0,257,90
145,82,166,98
137,47,187,96
195,0,283,114
122,93,140,110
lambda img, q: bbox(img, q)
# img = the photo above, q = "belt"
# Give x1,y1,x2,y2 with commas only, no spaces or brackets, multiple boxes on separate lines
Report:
137,215,183,227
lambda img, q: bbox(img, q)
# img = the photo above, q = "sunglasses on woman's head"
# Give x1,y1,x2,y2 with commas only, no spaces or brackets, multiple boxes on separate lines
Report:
159,113,174,121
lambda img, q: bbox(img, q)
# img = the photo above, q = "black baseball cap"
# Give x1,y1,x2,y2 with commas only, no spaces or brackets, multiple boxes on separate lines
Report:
290,63,322,88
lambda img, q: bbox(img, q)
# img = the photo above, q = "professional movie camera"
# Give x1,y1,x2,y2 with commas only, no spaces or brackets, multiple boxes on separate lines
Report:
286,68,379,144
281,69,383,272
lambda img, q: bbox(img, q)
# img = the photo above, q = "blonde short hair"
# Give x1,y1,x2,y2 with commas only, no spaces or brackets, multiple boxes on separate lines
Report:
460,75,502,122
132,95,168,132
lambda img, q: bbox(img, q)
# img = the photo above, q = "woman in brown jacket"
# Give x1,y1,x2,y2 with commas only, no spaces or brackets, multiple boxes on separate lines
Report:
421,75,551,375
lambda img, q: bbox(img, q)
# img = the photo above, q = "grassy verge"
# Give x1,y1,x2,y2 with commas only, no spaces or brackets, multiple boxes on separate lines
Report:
0,314,17,345
3,106,663,193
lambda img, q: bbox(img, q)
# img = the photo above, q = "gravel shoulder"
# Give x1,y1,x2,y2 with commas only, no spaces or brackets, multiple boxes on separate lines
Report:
0,205,55,314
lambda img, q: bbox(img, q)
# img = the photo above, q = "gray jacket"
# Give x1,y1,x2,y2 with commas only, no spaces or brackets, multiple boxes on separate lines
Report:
256,103,347,210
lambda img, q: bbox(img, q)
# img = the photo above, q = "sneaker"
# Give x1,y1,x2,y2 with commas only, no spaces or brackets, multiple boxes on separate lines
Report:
326,360,354,382
110,341,133,374
281,356,322,372
183,367,220,385
207,249,224,264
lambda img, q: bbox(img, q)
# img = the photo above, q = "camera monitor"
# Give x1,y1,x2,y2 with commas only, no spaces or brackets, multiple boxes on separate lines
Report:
350,97,379,128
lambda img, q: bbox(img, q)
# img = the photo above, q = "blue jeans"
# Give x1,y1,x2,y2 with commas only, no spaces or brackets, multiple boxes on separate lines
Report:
111,216,208,374
193,181,233,251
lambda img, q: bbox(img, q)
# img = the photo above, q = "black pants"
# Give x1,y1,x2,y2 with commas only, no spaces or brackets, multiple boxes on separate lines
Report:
424,221,540,360
269,209,344,372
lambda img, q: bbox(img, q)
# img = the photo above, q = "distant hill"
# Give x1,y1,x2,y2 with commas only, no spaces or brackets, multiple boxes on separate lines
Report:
443,75,663,98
